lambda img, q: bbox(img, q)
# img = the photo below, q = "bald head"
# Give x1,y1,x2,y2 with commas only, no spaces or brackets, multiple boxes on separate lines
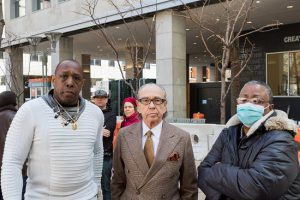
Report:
52,59,84,106
54,59,82,75
137,83,167,100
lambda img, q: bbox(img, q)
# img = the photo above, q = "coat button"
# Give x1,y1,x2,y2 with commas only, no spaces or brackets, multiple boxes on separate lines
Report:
136,190,140,195
162,194,166,199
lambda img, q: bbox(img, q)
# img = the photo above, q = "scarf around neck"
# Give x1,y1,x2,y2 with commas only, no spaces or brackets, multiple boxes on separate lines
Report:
42,89,86,126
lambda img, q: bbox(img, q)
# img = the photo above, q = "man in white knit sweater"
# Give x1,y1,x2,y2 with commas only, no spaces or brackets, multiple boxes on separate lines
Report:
1,59,104,200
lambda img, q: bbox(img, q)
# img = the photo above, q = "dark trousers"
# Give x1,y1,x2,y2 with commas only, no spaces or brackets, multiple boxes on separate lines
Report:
22,176,27,200
101,156,112,200
0,183,2,200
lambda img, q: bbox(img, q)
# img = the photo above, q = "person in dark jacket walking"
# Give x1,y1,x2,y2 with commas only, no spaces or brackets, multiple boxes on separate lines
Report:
198,80,300,200
0,91,18,200
0,91,27,200
93,89,116,200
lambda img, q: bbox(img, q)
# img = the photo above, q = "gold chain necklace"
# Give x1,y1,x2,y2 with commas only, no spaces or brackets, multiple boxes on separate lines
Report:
53,97,80,130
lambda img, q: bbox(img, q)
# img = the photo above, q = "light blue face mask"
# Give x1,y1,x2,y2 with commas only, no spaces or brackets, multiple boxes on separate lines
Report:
237,102,265,127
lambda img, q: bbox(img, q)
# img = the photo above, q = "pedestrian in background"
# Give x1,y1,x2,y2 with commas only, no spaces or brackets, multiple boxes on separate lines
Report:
121,97,140,128
1,59,104,200
120,97,139,128
0,91,28,200
113,97,140,149
0,91,21,200
93,89,116,200
111,83,198,199
198,80,300,199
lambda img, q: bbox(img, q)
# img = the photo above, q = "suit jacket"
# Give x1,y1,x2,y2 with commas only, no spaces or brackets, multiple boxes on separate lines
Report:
111,121,198,200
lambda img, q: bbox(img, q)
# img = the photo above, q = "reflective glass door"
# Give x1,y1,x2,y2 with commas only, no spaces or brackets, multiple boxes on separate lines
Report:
267,51,300,96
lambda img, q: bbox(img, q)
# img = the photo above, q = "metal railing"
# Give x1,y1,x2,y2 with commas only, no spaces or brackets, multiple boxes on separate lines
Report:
165,118,206,124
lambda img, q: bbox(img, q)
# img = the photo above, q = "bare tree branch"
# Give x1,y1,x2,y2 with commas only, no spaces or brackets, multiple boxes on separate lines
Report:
80,0,156,96
228,0,251,43
224,37,253,98
179,0,279,123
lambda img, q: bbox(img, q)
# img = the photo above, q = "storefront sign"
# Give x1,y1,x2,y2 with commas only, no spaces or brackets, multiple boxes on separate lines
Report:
284,35,300,43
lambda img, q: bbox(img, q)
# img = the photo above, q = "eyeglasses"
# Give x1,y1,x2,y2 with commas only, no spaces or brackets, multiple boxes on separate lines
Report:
236,97,266,105
138,97,166,105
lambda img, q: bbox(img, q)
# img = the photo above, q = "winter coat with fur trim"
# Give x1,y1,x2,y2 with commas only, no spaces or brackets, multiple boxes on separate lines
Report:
198,110,300,200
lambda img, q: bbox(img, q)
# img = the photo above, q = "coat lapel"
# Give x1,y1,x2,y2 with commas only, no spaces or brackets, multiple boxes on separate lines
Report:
124,122,149,176
138,121,180,189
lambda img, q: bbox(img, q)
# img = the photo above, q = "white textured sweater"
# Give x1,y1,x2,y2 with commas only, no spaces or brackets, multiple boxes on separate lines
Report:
1,98,104,200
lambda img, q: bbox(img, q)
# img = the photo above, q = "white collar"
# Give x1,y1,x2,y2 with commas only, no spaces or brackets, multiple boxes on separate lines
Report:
142,120,163,137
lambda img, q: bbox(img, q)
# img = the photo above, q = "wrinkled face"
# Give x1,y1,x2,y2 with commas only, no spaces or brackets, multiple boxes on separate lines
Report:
123,102,135,117
93,96,108,109
238,84,272,115
52,61,84,106
137,85,167,128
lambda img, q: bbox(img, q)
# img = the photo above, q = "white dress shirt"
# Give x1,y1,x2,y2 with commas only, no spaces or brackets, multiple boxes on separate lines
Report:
142,120,162,156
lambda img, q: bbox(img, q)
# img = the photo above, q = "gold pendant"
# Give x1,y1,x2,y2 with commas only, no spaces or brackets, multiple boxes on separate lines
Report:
72,122,77,130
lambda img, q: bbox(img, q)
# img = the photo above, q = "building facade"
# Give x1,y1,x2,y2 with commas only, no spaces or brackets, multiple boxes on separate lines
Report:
1,0,300,120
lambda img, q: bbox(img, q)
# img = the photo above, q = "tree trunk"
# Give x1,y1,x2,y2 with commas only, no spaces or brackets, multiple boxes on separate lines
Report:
6,48,25,107
230,40,240,116
220,67,226,124
220,47,231,124
0,2,5,40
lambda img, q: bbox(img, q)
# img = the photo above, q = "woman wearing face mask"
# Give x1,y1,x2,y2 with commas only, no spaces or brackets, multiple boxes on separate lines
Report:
198,80,300,200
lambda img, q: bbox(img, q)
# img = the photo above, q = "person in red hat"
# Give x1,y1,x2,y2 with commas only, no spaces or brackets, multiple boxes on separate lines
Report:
120,97,140,128
113,97,140,149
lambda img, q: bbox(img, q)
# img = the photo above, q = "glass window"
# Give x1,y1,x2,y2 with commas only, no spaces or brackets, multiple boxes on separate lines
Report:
30,87,43,99
267,51,300,96
289,52,300,96
91,78,103,86
11,0,26,19
90,59,101,66
0,76,5,85
95,59,101,66
144,63,150,69
30,54,43,62
36,87,42,97
31,54,38,62
108,60,115,67
32,0,51,11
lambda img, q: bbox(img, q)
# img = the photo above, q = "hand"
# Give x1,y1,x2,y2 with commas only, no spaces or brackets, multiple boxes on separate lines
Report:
97,190,103,200
102,128,111,137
